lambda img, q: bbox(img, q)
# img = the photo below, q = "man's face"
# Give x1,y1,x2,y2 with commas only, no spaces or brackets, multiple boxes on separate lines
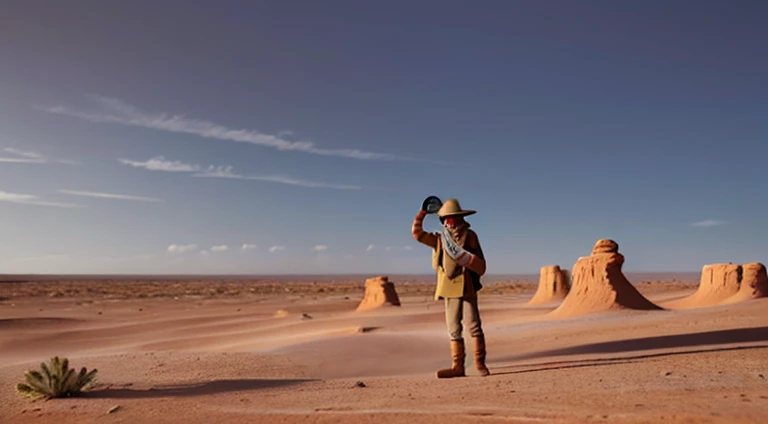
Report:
443,216,462,228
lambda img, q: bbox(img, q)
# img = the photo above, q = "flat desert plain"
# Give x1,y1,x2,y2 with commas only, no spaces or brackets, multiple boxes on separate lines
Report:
1,274,767,424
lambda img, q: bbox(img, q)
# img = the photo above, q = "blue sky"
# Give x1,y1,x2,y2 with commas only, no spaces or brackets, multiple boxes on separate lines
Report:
0,1,766,274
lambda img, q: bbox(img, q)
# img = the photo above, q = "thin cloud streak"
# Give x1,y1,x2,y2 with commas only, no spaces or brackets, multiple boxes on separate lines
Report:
690,220,727,227
44,95,443,162
58,189,163,202
0,191,84,208
119,156,200,172
0,157,46,163
4,148,43,159
1,148,46,163
1,147,79,165
119,157,363,190
193,165,363,190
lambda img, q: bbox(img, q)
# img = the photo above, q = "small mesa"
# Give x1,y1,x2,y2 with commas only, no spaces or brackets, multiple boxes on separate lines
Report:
664,263,742,309
722,262,768,304
355,276,401,312
528,264,570,306
664,262,767,309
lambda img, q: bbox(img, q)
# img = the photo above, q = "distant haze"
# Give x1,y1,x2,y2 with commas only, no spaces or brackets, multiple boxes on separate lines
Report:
0,272,702,285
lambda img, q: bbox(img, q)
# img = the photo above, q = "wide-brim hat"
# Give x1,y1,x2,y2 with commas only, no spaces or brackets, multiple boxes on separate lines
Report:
437,198,476,218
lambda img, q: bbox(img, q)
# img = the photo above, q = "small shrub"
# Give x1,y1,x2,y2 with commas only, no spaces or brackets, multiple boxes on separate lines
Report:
16,356,98,399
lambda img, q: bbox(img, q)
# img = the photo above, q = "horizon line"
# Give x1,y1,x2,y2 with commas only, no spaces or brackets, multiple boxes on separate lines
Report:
0,271,705,278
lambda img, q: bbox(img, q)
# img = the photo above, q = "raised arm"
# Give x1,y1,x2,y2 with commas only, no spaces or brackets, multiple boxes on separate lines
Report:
412,210,438,248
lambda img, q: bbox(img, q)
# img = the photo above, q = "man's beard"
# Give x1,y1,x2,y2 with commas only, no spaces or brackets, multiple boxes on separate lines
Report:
446,221,470,241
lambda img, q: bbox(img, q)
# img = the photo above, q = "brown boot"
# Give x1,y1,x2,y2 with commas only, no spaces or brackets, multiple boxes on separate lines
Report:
436,339,465,378
474,334,490,376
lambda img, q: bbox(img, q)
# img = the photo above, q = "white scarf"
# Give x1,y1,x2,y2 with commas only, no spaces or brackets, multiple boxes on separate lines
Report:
440,225,472,266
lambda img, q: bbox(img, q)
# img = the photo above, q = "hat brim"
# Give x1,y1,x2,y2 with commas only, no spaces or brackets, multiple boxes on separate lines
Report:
439,210,476,218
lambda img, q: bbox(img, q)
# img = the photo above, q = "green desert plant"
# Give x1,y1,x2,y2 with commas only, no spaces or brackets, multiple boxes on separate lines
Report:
16,356,98,399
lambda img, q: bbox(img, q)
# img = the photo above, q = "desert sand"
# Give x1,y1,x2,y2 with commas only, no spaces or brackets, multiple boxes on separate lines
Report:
1,270,767,424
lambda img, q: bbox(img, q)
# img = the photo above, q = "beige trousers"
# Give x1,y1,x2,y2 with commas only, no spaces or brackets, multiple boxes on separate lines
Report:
444,295,484,340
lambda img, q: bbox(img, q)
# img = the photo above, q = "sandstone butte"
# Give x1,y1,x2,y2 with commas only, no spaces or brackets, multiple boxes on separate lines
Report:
528,264,570,306
355,276,402,312
549,239,662,318
721,262,768,304
663,263,743,309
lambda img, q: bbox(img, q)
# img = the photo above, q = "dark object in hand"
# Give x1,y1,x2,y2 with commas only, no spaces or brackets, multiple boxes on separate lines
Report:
421,196,442,214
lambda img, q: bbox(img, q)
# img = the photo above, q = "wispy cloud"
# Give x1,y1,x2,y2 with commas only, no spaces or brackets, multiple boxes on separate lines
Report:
167,244,198,253
57,189,163,202
366,244,376,252
313,245,328,252
0,157,45,163
193,165,240,178
242,244,258,250
1,147,79,165
690,220,727,227
211,245,229,252
44,95,437,162
119,156,200,172
4,148,44,159
269,245,286,253
194,165,362,190
1,148,46,163
0,191,84,208
120,157,363,190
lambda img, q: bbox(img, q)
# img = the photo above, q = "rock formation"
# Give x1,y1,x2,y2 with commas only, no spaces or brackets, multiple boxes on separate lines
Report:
356,276,401,312
664,263,742,309
721,262,768,304
528,265,570,305
550,239,662,318
592,239,619,254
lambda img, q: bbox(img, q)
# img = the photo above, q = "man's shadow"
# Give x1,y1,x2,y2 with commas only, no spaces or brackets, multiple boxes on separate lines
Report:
85,378,316,399
489,326,768,375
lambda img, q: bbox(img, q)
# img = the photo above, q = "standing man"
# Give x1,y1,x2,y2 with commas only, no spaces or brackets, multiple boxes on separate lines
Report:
412,198,490,378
